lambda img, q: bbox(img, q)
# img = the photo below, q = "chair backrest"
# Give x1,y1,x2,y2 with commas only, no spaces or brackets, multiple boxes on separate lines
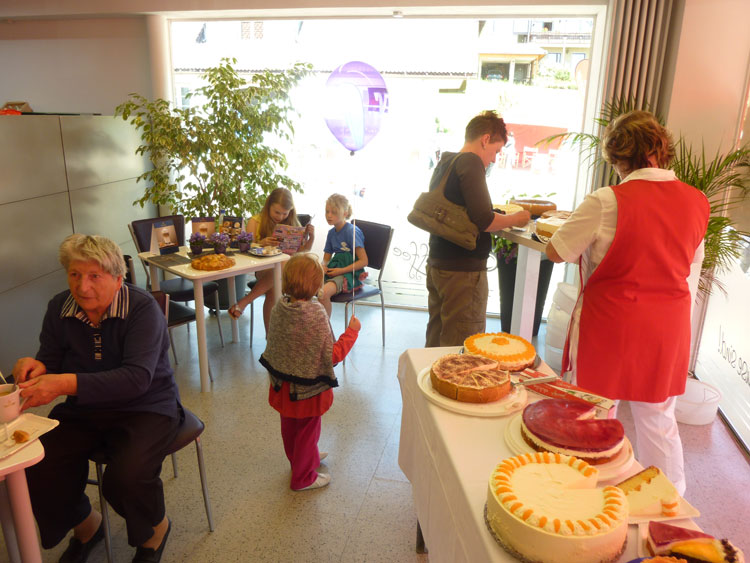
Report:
151,290,170,324
353,219,394,273
123,255,136,285
298,214,312,227
131,215,187,252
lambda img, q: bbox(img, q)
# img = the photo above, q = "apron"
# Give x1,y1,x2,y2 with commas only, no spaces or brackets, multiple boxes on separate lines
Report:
562,179,709,402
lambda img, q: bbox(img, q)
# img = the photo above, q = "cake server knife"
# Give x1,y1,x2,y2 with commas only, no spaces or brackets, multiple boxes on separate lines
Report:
513,374,559,387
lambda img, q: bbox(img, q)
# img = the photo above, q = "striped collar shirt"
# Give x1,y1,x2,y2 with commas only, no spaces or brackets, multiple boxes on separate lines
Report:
60,284,130,328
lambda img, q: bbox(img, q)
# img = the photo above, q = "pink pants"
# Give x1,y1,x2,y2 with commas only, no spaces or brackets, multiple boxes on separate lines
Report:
280,415,322,490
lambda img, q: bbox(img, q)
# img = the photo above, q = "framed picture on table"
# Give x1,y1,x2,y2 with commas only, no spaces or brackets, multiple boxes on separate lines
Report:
150,220,179,255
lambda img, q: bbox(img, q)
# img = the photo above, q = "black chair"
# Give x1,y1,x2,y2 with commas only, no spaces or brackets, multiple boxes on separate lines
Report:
330,219,393,346
129,215,224,351
87,406,214,563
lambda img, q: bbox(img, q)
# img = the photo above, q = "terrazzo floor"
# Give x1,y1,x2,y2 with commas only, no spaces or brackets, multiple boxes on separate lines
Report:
8,302,750,562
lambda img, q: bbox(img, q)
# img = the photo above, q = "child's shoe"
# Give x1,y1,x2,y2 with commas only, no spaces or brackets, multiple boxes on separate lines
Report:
294,472,330,491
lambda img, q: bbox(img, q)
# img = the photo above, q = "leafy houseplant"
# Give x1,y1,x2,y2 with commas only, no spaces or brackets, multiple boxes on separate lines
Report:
540,97,750,295
115,57,311,219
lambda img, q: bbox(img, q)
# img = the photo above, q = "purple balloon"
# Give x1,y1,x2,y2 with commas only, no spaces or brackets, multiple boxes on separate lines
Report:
324,61,389,152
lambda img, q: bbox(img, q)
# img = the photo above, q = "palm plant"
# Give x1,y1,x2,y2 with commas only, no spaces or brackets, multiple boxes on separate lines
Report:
540,97,750,295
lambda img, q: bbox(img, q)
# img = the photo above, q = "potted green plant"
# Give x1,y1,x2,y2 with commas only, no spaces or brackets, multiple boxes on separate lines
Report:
540,97,750,296
115,57,311,306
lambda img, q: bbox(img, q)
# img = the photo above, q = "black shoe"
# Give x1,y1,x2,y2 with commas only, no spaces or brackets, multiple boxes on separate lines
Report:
132,518,171,563
58,522,105,563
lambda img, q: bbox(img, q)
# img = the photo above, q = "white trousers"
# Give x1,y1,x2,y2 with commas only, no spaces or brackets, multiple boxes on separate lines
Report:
616,397,686,495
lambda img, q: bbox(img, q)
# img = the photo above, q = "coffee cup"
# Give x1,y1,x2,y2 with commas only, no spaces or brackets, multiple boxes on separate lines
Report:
0,383,22,423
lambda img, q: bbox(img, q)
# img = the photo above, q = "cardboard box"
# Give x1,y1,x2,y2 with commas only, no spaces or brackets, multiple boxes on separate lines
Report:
2,101,33,112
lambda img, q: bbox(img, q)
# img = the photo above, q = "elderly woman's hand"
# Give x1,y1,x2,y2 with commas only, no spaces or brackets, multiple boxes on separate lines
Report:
12,357,46,384
18,373,77,410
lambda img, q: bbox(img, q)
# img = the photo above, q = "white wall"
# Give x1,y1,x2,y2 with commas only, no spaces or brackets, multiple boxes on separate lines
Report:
667,0,750,155
0,18,151,115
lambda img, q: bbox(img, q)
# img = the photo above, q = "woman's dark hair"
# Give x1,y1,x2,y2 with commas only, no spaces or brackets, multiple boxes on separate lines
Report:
465,110,508,145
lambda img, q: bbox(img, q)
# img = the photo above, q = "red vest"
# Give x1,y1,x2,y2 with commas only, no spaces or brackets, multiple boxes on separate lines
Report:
569,179,709,402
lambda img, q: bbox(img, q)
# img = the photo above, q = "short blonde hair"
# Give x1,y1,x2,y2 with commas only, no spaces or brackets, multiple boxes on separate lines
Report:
602,110,675,172
59,234,126,278
283,253,324,300
326,193,352,220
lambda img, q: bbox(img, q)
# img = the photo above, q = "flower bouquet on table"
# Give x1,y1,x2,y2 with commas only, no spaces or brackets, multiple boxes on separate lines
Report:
189,232,207,255
236,230,254,252
209,232,230,254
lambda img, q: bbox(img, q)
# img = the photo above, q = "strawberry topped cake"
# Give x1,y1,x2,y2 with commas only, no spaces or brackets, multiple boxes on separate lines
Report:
521,399,625,465
464,332,536,371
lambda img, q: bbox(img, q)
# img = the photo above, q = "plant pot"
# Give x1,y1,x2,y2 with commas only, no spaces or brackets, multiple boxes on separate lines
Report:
190,244,203,255
213,245,227,255
497,255,555,337
217,274,248,310
238,242,252,253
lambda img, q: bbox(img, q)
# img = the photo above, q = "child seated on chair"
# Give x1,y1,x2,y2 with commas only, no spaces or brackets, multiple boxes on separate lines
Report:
318,193,369,317
259,253,360,491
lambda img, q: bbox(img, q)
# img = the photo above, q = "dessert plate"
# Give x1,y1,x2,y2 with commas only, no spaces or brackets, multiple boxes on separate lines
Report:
247,247,282,257
628,497,700,526
503,412,635,482
0,413,59,460
417,367,528,417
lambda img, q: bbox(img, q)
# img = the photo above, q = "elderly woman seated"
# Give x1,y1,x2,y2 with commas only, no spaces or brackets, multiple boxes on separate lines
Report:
14,234,180,563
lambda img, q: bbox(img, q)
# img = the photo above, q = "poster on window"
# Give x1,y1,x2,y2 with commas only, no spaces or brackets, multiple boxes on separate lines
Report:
694,235,750,451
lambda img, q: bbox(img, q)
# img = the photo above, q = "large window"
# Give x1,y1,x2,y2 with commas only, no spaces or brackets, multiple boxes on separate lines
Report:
170,14,601,313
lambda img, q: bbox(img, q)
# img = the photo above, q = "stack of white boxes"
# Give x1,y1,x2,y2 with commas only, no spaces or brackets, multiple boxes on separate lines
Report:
543,282,578,373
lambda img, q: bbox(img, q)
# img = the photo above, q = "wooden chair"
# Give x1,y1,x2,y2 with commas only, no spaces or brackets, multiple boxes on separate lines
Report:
330,219,394,346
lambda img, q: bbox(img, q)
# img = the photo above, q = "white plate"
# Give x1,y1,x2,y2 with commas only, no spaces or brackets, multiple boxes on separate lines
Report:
636,519,702,558
247,247,282,257
0,413,59,459
417,367,528,417
628,496,700,525
503,412,635,482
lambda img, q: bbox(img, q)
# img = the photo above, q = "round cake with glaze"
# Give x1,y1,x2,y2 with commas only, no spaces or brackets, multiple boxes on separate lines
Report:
430,354,511,403
485,452,628,563
464,332,536,371
521,399,625,465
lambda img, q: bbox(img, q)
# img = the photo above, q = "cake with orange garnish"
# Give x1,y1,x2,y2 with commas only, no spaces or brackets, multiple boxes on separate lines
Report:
464,332,536,371
485,452,628,563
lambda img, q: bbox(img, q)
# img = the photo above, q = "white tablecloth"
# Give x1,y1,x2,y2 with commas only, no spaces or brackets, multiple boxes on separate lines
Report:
397,347,644,563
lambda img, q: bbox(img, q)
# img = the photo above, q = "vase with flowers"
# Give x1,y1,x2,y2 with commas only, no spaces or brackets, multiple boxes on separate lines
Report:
210,232,230,254
189,232,206,255
236,230,254,253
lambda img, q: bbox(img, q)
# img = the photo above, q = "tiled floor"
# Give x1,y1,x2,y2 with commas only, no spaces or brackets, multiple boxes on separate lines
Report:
10,303,750,562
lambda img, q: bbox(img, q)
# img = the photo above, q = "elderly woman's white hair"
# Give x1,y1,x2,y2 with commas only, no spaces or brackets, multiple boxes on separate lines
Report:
58,234,126,278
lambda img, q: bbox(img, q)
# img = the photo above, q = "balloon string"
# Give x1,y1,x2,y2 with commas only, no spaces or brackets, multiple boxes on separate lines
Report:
350,151,356,314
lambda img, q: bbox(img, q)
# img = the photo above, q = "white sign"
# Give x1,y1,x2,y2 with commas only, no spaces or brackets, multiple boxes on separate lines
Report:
694,237,750,451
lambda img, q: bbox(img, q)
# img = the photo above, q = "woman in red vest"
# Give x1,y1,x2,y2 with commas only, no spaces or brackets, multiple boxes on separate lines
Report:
545,111,709,495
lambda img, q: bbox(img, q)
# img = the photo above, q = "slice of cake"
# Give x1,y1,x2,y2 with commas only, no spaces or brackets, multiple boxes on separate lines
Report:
647,521,745,563
616,466,680,517
485,452,628,563
521,399,625,465
430,354,511,403
464,332,536,371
